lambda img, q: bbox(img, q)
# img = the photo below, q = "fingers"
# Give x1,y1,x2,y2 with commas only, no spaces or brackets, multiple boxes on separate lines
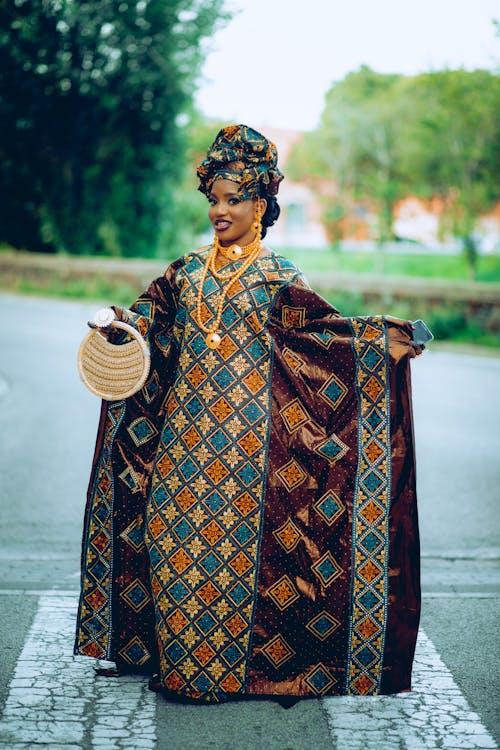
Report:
409,343,425,358
88,307,116,329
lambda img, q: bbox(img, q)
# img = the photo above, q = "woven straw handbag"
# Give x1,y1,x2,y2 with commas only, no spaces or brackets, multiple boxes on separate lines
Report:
78,320,150,400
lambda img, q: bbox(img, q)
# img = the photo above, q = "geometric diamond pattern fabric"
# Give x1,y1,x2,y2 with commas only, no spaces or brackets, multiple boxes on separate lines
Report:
145,250,299,700
305,663,337,695
313,491,345,526
306,611,340,641
279,399,309,433
261,634,295,667
311,551,343,587
347,317,391,695
75,402,126,659
74,252,420,702
314,433,349,464
318,372,348,409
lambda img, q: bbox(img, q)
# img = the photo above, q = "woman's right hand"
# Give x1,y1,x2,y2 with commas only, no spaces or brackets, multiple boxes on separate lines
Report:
88,307,116,329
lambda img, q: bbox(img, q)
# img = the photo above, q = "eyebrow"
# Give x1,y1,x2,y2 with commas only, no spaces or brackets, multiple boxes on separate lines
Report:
208,191,240,199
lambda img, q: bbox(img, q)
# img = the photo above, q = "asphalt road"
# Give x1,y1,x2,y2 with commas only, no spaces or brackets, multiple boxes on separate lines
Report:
0,293,499,749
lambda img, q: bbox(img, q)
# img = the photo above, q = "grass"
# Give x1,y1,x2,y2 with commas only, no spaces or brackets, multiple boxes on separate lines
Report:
281,247,500,282
13,276,139,306
2,246,500,348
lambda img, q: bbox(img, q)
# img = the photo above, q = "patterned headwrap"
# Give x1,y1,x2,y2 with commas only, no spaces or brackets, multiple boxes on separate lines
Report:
197,124,284,200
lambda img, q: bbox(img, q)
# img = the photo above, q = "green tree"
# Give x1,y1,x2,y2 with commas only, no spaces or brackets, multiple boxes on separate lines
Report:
289,66,500,278
398,69,500,278
289,66,407,265
158,112,227,257
0,0,228,256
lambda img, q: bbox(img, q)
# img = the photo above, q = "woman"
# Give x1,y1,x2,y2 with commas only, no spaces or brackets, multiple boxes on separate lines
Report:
75,124,422,706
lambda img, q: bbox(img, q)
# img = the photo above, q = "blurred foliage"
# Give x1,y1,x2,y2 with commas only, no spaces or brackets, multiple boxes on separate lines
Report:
288,65,500,277
0,0,229,256
397,69,500,277
161,113,227,256
283,247,500,282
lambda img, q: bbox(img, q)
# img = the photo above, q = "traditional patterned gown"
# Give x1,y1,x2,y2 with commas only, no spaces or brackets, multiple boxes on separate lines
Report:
75,248,420,702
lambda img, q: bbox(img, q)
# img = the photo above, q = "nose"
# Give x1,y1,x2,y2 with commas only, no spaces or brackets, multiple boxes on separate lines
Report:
214,202,228,217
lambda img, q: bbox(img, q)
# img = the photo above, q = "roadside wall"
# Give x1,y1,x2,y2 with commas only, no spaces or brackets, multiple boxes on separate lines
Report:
2,252,500,335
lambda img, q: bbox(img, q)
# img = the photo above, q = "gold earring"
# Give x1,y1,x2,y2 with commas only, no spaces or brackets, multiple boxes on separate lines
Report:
252,201,262,238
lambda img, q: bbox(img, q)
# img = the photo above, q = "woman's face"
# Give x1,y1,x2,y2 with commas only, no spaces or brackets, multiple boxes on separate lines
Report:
208,179,266,248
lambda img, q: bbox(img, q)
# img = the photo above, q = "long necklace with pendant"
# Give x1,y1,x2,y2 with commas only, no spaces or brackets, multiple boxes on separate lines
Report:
195,236,262,348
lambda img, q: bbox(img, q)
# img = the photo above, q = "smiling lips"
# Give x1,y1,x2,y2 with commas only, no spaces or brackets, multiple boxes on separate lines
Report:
214,220,231,231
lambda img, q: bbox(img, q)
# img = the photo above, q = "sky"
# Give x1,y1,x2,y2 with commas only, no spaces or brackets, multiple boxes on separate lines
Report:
195,0,499,131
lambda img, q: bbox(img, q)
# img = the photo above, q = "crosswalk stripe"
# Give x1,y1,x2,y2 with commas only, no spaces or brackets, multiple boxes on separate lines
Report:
0,594,156,749
322,630,498,749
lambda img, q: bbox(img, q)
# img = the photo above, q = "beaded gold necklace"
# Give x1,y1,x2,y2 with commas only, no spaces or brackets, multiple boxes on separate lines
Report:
196,235,262,349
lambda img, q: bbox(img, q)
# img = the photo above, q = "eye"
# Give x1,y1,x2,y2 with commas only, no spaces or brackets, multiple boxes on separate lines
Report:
228,197,240,205
208,197,217,206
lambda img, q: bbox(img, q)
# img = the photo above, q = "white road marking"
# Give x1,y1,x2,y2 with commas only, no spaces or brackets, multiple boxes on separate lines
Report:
322,630,498,749
0,594,156,750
